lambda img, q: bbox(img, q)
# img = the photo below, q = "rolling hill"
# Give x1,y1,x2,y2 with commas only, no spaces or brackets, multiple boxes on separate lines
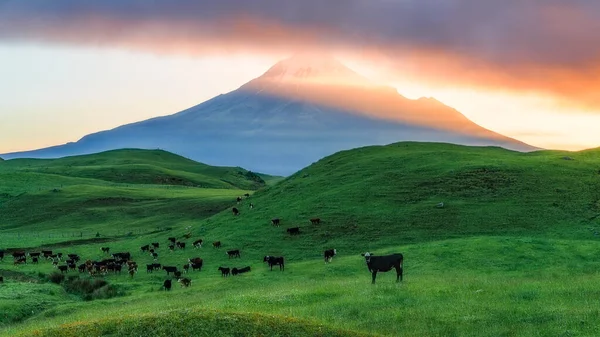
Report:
1,54,538,176
3,142,600,337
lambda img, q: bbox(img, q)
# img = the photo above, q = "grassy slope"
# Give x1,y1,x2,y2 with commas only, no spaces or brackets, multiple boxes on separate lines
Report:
0,148,269,190
3,142,600,336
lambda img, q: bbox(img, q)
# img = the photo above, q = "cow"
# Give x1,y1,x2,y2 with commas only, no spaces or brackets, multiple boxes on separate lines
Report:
286,227,300,235
29,252,41,258
189,262,203,272
193,239,203,249
174,271,182,279
146,264,154,273
176,242,186,250
236,197,242,203
32,257,39,264
168,237,177,244
151,252,158,261
188,257,203,265
0,276,3,283
249,203,254,209
178,277,192,287
271,218,280,226
232,207,240,216
168,244,175,251
244,193,250,198
218,267,230,277
0,250,4,261
361,252,404,284
162,266,178,276
152,242,160,249
263,256,284,271
213,241,221,249
310,218,321,225
152,263,162,271
231,266,251,276
183,264,189,273
57,265,68,273
163,279,172,291
41,250,52,257
324,249,337,263
226,249,241,259
141,245,150,252
129,268,136,278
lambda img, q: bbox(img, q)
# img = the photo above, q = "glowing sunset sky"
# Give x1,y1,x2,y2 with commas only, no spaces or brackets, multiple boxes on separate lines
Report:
1,1,599,153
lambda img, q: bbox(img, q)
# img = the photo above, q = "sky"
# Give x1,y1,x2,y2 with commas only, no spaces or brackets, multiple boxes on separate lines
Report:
1,0,600,153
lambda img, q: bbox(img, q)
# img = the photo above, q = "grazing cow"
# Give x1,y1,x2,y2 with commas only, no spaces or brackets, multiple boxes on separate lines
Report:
29,252,41,258
361,252,404,284
271,218,280,226
231,266,251,276
152,263,162,271
249,203,254,209
324,249,337,263
189,262,203,272
146,264,154,273
188,257,203,265
162,266,178,276
263,256,285,271
310,218,321,225
151,252,158,261
78,264,87,273
236,197,242,203
218,267,230,277
168,237,177,244
193,239,203,249
163,279,172,291
244,193,250,198
168,244,175,251
12,251,26,260
57,265,68,273
68,263,76,271
183,264,189,273
178,277,192,287
152,242,160,249
174,271,182,279
232,207,240,216
176,242,186,250
32,257,39,264
226,249,241,259
286,227,300,235
213,241,221,249
101,247,110,254
141,245,150,252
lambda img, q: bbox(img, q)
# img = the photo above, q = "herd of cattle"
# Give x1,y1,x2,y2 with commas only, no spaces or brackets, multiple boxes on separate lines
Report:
0,199,404,287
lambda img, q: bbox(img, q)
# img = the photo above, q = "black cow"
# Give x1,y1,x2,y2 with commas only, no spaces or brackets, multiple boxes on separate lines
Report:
163,279,172,291
101,247,110,254
0,276,3,283
0,250,4,261
193,239,203,248
218,267,230,277
151,252,158,261
57,265,68,273
168,237,177,243
236,197,242,203
152,242,160,249
32,257,39,264
263,256,284,271
226,249,241,259
152,263,162,271
178,277,192,287
232,207,240,216
189,262,203,272
213,241,221,248
162,266,178,276
361,252,404,284
168,244,175,251
183,264,189,273
141,245,150,252
324,249,337,263
176,242,186,250
147,264,154,273
174,271,182,278
29,252,41,258
286,227,300,235
271,218,280,226
232,266,251,276
244,193,250,197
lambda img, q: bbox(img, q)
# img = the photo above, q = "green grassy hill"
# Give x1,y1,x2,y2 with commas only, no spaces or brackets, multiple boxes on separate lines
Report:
3,142,600,337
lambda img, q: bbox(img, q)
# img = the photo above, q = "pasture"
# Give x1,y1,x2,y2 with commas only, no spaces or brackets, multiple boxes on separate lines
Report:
2,142,600,336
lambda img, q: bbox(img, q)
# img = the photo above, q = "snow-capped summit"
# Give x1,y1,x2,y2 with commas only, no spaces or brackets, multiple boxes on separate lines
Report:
257,53,371,86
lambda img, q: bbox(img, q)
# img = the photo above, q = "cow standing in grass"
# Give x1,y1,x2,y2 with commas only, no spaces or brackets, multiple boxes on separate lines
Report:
324,249,337,263
263,256,284,271
361,252,403,284
163,279,172,291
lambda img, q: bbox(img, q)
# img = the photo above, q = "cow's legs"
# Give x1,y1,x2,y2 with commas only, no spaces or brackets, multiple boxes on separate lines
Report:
371,271,377,284
395,265,403,282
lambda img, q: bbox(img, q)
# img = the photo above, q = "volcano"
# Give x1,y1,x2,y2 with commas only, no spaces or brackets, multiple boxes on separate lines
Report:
1,54,538,175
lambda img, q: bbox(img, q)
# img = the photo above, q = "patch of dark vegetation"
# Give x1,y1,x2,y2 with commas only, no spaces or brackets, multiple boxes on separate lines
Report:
0,269,40,283
239,170,266,184
43,274,125,301
420,166,516,197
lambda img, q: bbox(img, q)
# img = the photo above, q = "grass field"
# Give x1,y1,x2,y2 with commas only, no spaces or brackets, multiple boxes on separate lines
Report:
2,142,600,336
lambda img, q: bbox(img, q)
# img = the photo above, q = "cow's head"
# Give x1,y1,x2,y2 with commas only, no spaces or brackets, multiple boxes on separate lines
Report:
361,252,373,263
263,256,270,262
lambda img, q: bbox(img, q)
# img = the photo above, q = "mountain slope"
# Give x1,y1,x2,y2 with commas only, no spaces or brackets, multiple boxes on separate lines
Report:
1,55,539,175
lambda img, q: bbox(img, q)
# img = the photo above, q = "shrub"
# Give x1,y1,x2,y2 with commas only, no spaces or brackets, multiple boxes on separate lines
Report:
47,272,65,284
